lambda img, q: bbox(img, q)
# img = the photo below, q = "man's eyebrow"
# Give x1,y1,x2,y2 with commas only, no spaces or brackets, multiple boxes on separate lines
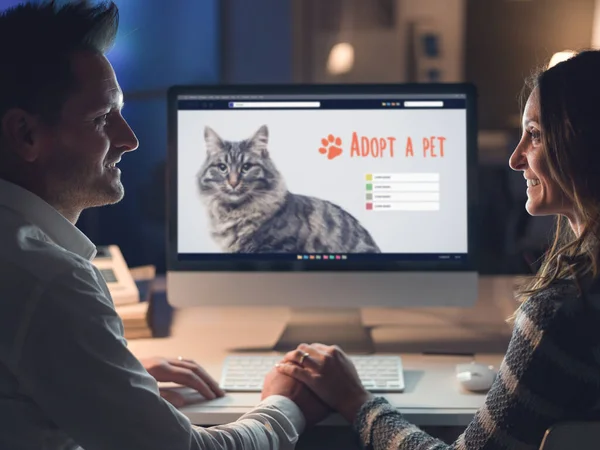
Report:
100,96,124,110
111,99,125,110
107,86,124,109
88,99,124,115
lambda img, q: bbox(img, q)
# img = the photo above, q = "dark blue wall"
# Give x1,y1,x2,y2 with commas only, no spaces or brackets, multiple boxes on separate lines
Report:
222,0,293,84
0,0,24,8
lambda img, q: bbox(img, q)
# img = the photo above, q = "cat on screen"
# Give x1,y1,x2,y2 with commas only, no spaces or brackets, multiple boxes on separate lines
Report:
197,125,381,253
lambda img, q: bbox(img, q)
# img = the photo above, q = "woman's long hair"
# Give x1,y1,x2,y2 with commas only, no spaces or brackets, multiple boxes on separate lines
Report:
511,50,600,319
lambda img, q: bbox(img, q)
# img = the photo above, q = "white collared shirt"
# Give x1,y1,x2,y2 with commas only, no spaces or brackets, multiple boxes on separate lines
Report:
0,178,305,450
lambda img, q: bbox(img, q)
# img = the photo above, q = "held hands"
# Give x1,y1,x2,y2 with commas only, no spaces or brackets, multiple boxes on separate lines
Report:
141,356,225,407
142,348,367,423
276,344,374,423
262,362,332,427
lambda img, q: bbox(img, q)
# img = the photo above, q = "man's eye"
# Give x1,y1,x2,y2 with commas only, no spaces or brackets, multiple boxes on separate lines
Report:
95,113,109,124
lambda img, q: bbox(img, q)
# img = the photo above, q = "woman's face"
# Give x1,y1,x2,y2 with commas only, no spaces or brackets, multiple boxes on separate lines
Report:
509,88,575,221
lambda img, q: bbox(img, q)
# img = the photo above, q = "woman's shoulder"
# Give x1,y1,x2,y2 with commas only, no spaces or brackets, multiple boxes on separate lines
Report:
521,279,579,315
519,276,600,338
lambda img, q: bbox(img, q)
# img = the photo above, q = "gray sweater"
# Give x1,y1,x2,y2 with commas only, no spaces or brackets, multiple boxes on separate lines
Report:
354,279,600,449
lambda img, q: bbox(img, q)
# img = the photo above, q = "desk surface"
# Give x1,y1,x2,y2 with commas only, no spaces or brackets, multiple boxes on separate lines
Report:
127,276,516,427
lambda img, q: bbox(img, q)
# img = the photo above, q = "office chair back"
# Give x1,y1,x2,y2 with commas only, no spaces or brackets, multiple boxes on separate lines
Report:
539,421,600,450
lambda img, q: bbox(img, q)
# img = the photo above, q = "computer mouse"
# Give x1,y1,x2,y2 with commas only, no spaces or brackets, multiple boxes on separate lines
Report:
455,362,497,392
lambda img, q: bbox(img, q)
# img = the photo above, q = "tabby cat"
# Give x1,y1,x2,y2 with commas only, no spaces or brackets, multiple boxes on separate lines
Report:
197,125,381,253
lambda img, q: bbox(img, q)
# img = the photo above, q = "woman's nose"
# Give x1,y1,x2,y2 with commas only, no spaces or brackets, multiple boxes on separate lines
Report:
509,142,527,171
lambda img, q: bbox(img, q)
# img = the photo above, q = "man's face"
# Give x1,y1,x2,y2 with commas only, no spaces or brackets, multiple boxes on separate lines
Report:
37,51,138,212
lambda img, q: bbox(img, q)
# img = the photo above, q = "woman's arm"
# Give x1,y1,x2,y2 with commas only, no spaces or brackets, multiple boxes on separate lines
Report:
353,282,600,450
280,281,600,450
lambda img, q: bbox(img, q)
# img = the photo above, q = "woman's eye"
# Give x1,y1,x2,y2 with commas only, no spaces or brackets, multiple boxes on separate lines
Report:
241,163,252,172
218,164,227,172
528,129,541,143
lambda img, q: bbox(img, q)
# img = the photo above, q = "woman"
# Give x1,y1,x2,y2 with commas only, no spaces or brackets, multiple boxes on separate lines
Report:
276,50,600,449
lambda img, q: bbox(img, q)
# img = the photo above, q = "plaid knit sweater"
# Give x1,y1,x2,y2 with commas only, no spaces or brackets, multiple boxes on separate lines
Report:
354,279,600,450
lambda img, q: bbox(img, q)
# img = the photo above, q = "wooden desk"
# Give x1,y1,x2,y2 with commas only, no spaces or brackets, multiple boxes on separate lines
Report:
127,276,516,430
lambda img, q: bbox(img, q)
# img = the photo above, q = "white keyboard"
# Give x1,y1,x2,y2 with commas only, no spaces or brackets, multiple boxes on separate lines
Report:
220,355,405,393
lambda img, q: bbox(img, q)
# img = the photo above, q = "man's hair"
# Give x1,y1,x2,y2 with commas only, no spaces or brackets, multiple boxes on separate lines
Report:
0,0,118,125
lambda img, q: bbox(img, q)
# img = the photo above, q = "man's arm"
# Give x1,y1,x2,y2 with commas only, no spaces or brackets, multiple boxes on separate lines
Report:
14,265,304,450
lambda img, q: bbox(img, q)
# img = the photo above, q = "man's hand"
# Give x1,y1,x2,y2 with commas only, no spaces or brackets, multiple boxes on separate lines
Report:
262,363,331,428
141,356,225,407
277,344,373,423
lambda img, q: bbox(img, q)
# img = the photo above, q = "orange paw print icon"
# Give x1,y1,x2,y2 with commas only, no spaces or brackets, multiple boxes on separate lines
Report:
319,134,343,160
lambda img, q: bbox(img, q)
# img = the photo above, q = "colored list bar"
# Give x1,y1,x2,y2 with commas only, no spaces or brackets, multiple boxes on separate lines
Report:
365,173,440,211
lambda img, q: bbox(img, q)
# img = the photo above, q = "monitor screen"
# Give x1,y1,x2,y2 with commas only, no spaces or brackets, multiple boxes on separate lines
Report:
168,85,477,272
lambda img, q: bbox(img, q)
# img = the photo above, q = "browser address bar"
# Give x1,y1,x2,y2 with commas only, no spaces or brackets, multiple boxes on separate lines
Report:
230,102,321,108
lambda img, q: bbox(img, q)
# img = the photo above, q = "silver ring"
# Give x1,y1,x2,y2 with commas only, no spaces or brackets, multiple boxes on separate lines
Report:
298,352,310,366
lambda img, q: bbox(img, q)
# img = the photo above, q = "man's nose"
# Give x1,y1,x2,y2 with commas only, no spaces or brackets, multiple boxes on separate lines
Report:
114,116,139,152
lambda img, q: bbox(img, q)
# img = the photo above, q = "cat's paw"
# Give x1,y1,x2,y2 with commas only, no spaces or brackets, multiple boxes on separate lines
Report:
319,134,343,160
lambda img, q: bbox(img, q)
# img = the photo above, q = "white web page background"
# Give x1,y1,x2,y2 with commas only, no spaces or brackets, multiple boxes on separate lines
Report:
177,108,468,253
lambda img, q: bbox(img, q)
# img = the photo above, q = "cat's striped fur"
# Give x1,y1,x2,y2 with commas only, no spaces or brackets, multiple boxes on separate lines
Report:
197,125,380,253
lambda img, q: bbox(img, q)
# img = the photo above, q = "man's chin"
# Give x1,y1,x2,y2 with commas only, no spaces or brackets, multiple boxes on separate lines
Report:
90,182,125,207
106,186,125,205
104,192,125,205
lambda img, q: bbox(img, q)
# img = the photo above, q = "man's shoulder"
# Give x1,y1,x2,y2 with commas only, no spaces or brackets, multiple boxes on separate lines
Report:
0,207,94,284
0,213,105,365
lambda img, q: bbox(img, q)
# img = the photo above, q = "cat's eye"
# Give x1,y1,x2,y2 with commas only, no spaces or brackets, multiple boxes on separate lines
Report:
217,163,228,172
241,163,252,173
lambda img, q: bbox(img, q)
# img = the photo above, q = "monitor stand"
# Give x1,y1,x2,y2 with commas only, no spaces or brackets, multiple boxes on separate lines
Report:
272,308,375,354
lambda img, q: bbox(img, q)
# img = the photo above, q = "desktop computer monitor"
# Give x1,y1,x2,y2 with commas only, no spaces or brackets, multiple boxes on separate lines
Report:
167,84,478,353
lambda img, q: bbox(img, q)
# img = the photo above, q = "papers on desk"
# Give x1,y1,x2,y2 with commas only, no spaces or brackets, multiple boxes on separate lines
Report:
115,265,155,340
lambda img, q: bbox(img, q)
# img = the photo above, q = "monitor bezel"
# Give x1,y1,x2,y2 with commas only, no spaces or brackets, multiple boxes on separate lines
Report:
167,83,478,273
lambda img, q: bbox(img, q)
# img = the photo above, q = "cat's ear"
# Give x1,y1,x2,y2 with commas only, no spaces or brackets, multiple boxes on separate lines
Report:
204,126,223,154
250,125,269,157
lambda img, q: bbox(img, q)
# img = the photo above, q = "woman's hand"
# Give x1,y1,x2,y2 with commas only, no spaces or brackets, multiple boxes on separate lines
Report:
141,356,225,407
277,343,373,423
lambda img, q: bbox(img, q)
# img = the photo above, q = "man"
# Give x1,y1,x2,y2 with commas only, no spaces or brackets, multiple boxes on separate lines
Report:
0,1,329,449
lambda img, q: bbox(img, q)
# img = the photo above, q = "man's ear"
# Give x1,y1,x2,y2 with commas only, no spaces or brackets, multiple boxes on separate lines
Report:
0,108,44,162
